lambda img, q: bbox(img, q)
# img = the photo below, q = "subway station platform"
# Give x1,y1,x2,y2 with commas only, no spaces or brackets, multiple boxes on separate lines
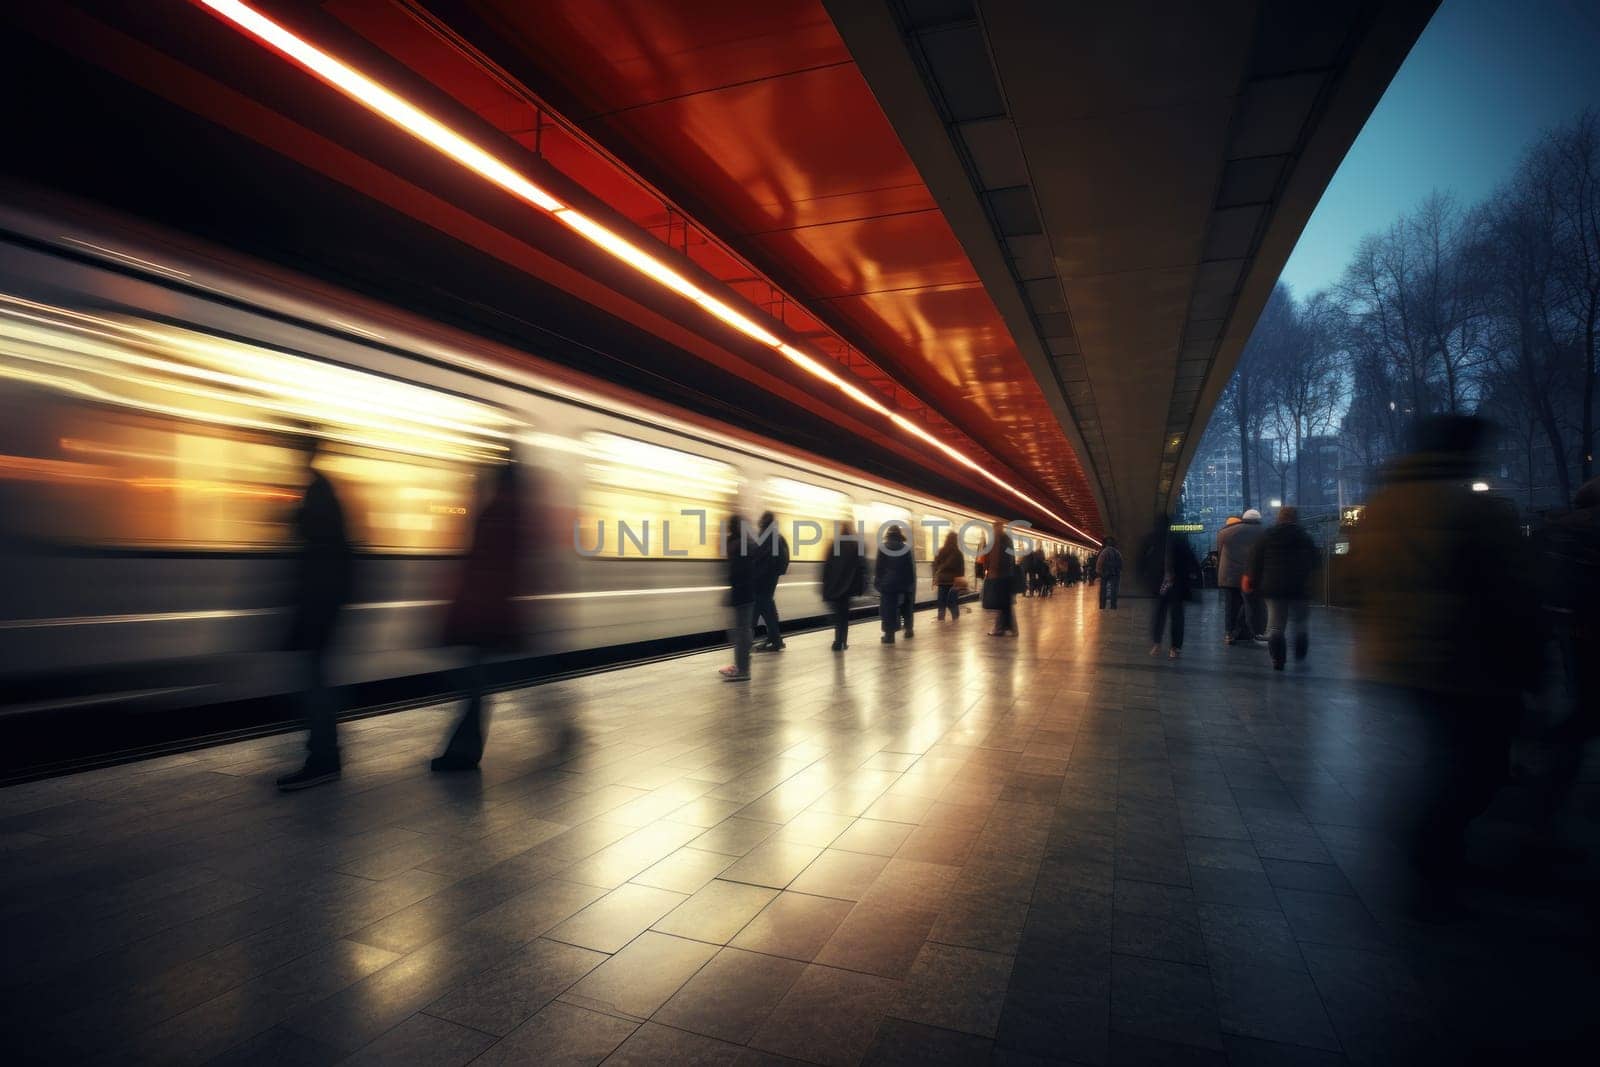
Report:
2,590,1595,1066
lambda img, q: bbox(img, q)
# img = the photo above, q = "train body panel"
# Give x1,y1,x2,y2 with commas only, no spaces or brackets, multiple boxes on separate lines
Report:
0,205,1092,710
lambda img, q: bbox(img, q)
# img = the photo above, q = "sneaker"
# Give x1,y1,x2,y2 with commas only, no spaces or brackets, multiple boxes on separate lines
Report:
1168,648,1181,659
430,753,479,773
719,665,750,682
276,762,340,792
755,642,784,653
987,630,1004,637
881,635,895,644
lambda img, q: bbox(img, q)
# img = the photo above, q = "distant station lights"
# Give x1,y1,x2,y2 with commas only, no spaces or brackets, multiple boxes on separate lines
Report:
195,0,1099,547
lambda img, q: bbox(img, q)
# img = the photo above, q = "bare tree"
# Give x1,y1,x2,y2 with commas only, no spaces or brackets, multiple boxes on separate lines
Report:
1231,284,1293,510
1484,148,1575,504
1549,110,1600,482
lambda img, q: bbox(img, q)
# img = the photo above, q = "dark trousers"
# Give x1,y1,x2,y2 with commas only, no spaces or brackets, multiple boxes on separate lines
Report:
936,584,960,619
1223,587,1243,636
302,647,339,766
880,591,913,634
828,599,851,645
996,599,1017,633
1151,588,1186,649
1099,574,1120,609
753,593,783,647
1392,687,1512,882
441,650,489,763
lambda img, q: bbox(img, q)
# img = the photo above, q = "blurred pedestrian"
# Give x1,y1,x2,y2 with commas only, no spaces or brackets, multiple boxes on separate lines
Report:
719,516,754,681
1066,553,1081,586
1218,510,1265,644
932,530,964,621
1248,505,1318,670
433,461,523,772
874,523,915,643
1353,416,1540,908
821,519,866,650
751,510,790,652
983,521,1019,636
1086,551,1098,585
277,433,355,792
1098,538,1123,609
1141,515,1199,659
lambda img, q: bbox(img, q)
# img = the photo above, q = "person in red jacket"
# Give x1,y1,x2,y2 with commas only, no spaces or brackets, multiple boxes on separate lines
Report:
433,460,523,771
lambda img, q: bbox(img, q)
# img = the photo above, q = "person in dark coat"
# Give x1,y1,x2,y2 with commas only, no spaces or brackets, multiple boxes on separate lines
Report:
1141,516,1199,659
932,530,964,621
277,435,355,792
821,520,866,650
1247,505,1318,670
751,510,790,652
983,521,1019,636
874,524,915,643
1352,416,1540,909
720,515,754,681
433,461,523,771
1097,538,1123,609
1066,554,1082,586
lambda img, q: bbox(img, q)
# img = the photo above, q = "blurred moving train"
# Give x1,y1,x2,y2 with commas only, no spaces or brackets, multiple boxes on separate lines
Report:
0,201,1093,727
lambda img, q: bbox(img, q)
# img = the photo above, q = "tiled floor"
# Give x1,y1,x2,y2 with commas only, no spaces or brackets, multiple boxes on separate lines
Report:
1,588,1595,1065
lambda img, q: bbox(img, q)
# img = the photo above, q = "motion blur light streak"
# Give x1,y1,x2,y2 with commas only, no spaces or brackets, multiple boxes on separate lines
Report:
194,0,564,213
194,0,1100,545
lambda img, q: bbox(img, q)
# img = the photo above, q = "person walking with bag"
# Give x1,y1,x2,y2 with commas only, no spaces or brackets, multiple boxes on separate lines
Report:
932,530,964,621
433,461,524,772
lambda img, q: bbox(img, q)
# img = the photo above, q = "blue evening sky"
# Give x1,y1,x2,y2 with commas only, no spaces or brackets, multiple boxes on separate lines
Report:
1277,0,1600,298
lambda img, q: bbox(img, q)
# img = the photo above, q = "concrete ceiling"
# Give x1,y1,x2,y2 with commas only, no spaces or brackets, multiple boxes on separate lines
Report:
827,0,1438,540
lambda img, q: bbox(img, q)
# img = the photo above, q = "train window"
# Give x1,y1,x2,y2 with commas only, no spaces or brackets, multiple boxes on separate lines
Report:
0,299,514,552
577,432,738,558
855,501,911,556
763,476,849,562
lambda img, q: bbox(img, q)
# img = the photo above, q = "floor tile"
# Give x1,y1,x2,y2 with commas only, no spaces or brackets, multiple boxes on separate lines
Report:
338,1012,495,1067
545,883,688,954
892,942,1015,1037
730,891,855,962
815,902,938,979
653,879,779,944
655,946,807,1044
473,1000,638,1067
831,819,915,858
631,847,736,895
863,1016,995,1065
1110,952,1223,1051
425,937,608,1036
749,964,900,1067
788,849,891,901
720,841,825,890
560,930,718,1020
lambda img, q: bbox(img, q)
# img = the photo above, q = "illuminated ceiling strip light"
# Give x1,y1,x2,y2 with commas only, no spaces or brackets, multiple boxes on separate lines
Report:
197,0,1100,547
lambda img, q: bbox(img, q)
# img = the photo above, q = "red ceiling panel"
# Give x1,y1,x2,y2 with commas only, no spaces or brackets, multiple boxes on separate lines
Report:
471,0,850,119
311,0,1101,531
748,209,979,300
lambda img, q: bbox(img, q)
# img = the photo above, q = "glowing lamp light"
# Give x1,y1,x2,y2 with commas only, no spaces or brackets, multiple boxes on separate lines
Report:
195,0,1102,547
1471,481,1490,492
1269,498,1283,509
